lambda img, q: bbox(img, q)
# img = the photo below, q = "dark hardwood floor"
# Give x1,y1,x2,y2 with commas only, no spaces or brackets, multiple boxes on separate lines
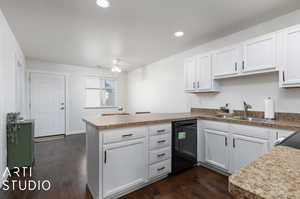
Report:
0,134,233,199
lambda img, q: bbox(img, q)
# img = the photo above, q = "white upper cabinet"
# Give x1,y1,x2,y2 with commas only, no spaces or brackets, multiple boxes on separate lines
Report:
278,24,300,88
184,56,197,91
212,45,241,79
196,53,213,91
184,53,218,93
242,33,277,74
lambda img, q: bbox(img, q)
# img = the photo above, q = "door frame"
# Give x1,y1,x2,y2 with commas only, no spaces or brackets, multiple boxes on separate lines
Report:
26,70,70,136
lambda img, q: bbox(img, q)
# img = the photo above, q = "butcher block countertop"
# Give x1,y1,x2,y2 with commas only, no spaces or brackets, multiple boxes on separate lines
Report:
229,146,300,199
82,112,300,130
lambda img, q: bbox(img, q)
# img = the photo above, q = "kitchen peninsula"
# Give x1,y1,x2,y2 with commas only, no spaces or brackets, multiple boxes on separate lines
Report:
83,110,300,199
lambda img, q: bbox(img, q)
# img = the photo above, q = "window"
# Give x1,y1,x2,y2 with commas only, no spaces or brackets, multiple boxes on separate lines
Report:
85,77,116,108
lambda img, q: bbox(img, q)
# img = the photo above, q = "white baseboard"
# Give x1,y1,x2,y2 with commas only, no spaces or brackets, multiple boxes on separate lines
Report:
68,130,86,135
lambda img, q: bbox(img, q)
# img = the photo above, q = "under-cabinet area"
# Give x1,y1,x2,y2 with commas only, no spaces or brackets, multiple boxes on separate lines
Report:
85,116,294,199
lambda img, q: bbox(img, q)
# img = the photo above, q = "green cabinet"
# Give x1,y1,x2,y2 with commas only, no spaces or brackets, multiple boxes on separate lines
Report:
7,120,34,169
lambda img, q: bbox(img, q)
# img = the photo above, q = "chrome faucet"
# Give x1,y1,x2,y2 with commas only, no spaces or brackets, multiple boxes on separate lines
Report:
243,101,252,118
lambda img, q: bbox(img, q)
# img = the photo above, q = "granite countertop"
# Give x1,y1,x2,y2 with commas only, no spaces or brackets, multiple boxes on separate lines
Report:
229,146,300,199
82,112,300,130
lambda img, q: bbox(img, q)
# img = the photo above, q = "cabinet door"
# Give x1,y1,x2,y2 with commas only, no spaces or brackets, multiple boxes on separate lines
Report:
103,138,147,198
213,45,240,78
242,33,276,73
184,57,197,91
196,54,212,90
204,129,229,171
280,25,300,87
231,135,268,173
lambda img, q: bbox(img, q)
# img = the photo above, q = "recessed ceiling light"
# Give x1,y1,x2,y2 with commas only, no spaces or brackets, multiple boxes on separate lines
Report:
96,0,110,8
174,31,184,37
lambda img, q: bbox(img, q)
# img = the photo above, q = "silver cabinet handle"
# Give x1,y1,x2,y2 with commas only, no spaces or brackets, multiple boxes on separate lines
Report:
235,62,238,71
122,134,133,138
233,138,236,148
157,129,165,133
225,137,228,146
193,82,195,89
197,81,200,88
157,140,166,144
157,166,165,171
60,107,65,110
282,71,285,82
157,153,166,157
104,150,107,164
242,61,245,70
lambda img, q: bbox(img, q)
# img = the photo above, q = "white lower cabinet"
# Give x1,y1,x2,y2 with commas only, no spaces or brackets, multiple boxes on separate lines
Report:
148,123,172,180
230,134,268,173
201,120,287,174
204,129,229,171
103,138,147,198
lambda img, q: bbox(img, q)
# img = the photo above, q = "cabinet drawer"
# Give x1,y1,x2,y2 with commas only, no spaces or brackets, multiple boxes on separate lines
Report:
202,120,229,132
149,159,171,179
149,147,171,165
149,123,171,136
277,129,294,139
103,126,147,144
149,134,171,150
229,124,268,139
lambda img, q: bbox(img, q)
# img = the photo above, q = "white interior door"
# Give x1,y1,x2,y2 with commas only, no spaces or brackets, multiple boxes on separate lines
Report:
30,72,66,137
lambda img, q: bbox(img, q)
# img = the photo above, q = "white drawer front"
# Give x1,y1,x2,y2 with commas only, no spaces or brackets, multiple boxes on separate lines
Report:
149,123,171,136
149,159,171,179
149,134,171,150
277,129,294,139
202,120,229,132
229,124,269,139
149,147,171,165
103,126,147,144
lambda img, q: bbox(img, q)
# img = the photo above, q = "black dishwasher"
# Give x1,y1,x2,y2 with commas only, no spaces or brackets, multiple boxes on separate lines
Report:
172,120,197,174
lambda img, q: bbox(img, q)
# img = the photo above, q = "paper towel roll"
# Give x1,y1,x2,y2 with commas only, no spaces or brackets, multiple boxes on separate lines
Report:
264,97,275,120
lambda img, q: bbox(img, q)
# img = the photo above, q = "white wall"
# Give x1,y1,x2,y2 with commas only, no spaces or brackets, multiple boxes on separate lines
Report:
26,59,128,135
127,9,300,114
0,10,26,186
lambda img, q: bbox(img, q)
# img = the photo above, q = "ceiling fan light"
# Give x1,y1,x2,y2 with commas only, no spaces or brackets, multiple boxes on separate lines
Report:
112,66,122,73
96,0,110,8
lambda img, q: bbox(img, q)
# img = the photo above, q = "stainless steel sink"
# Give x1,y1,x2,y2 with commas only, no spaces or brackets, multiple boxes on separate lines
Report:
215,115,268,122
230,116,268,122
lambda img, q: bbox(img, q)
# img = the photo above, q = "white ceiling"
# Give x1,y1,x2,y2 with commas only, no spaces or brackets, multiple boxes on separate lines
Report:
1,0,300,70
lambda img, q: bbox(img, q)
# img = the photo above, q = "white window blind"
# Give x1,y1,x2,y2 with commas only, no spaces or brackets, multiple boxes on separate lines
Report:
85,77,116,108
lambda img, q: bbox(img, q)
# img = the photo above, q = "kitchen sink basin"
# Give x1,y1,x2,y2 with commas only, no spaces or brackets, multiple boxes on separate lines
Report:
215,115,268,122
230,116,267,122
